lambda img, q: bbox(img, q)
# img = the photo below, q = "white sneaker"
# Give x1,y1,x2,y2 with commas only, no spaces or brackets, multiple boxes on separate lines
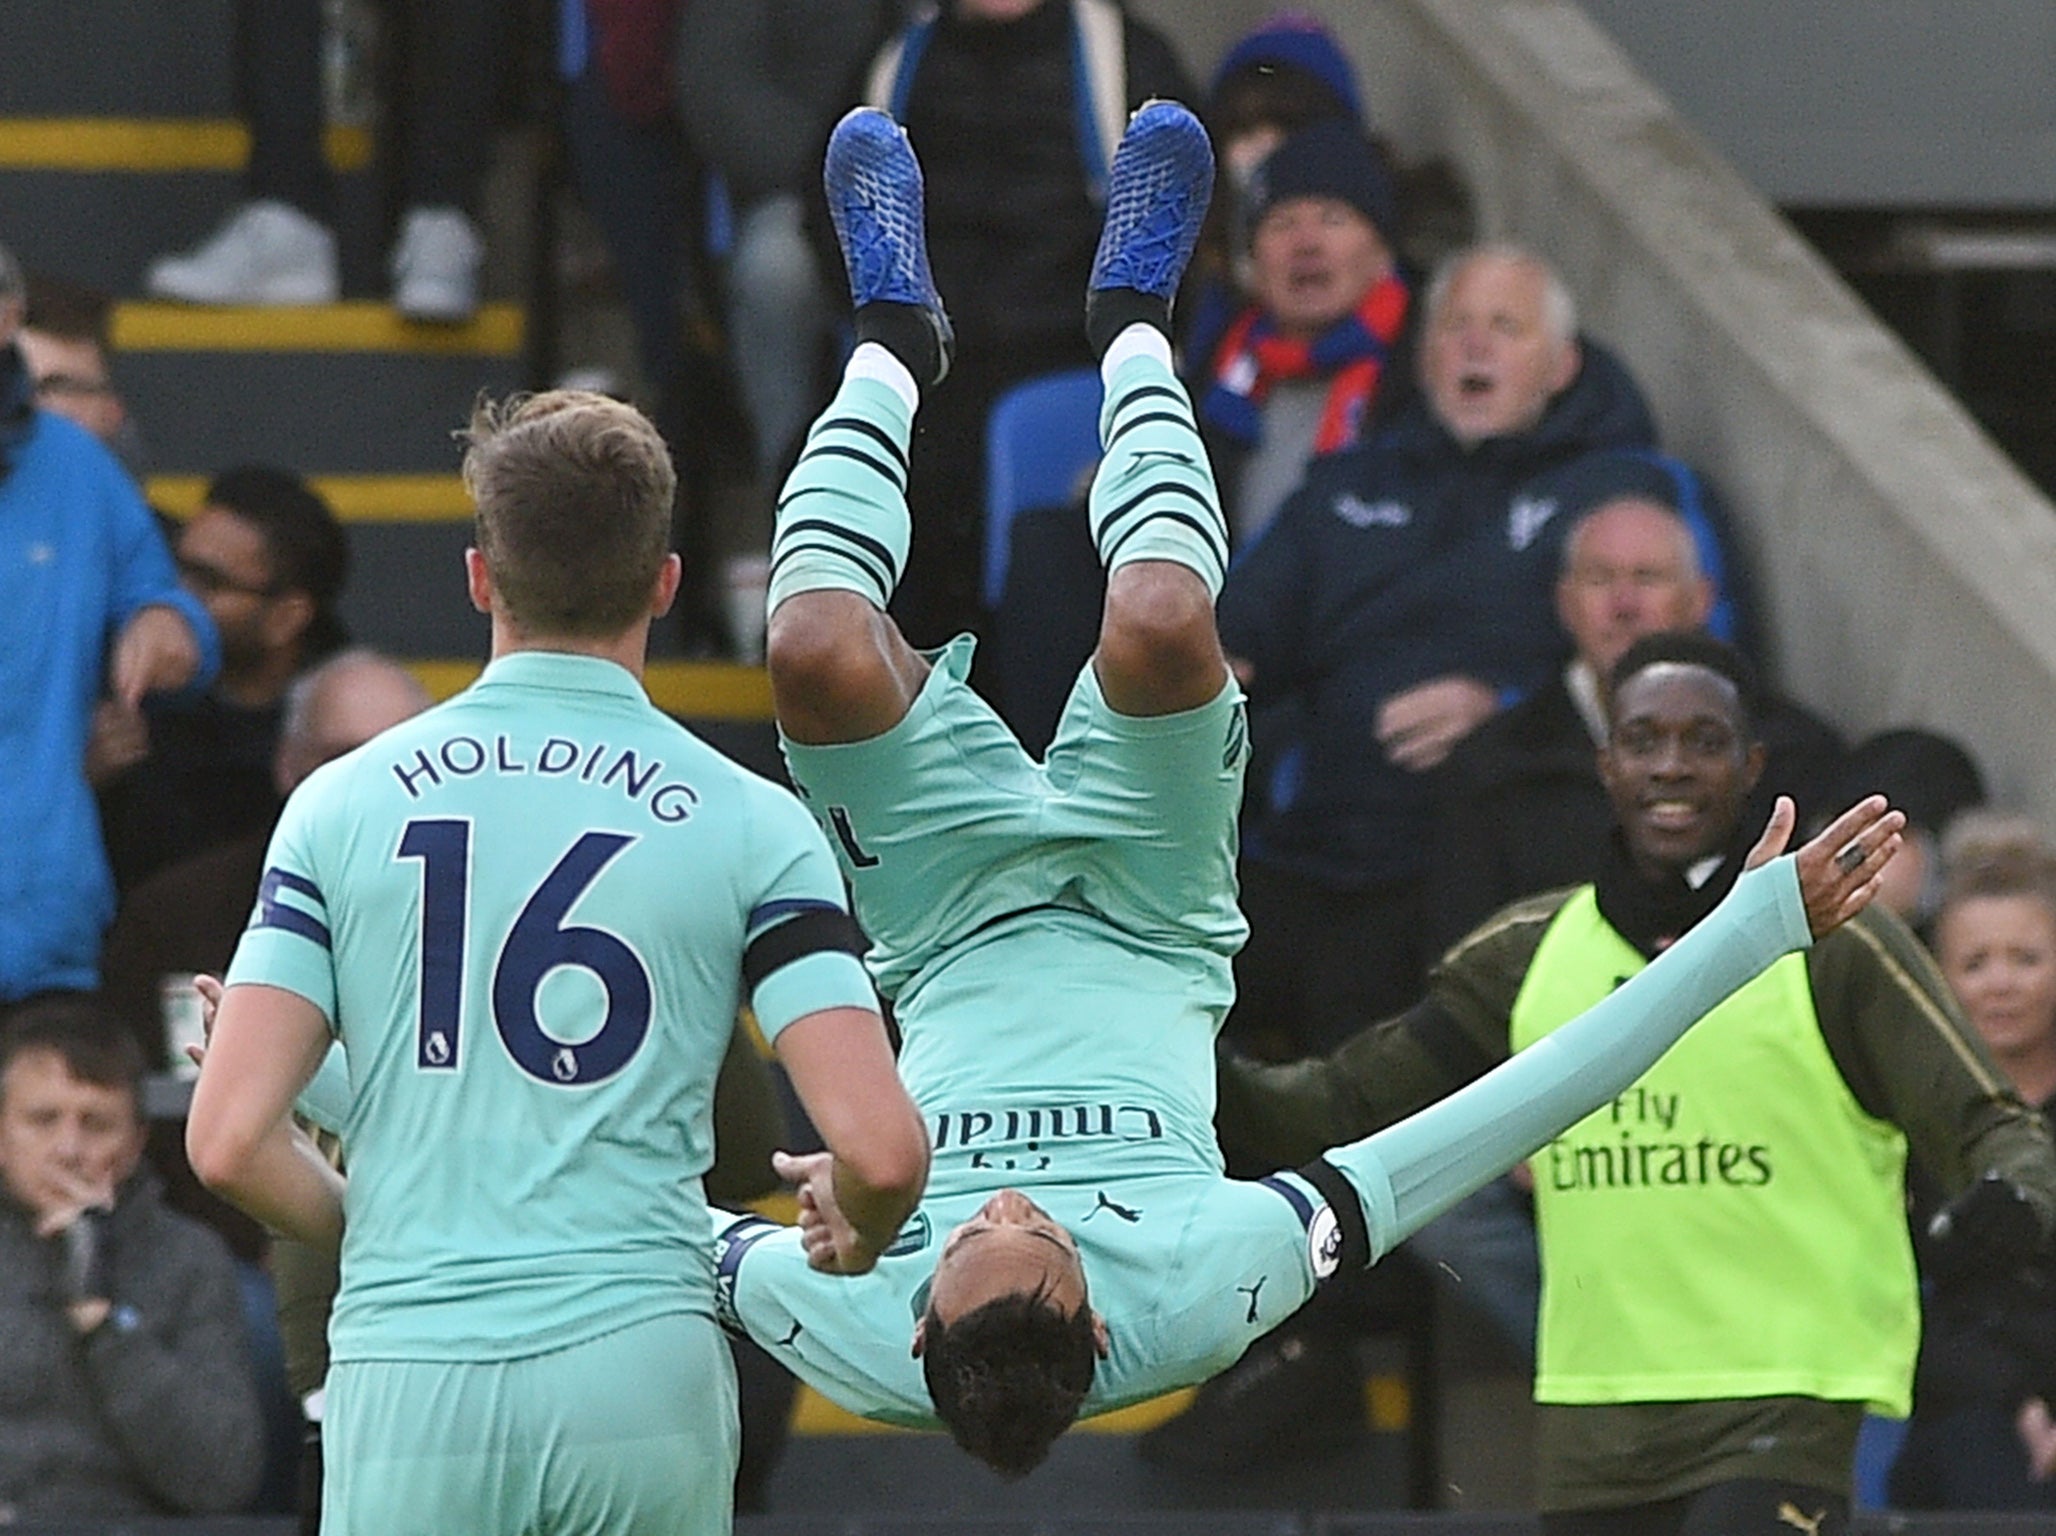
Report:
390,207,482,323
144,200,340,305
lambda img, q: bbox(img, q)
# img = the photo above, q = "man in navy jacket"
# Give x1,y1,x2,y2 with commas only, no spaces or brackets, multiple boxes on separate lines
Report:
1218,243,1655,1057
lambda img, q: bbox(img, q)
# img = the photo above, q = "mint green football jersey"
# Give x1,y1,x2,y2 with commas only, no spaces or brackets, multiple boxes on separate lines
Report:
226,652,873,1365
724,649,1329,1426
783,641,1249,1200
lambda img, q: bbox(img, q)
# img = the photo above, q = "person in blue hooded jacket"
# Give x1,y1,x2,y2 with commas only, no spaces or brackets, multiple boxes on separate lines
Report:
0,240,217,1010
1218,242,1656,1055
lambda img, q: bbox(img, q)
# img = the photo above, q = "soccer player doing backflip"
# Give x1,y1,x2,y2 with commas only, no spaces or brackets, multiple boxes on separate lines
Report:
716,99,1906,1477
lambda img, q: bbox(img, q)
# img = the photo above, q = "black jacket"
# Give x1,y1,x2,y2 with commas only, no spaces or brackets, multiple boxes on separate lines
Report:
0,1169,262,1519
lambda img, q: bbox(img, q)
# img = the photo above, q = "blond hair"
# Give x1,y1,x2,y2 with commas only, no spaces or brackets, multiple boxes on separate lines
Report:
1939,811,2056,916
460,390,676,637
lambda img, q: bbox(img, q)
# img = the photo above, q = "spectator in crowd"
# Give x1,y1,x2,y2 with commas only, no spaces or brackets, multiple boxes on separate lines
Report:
1828,727,1987,943
1207,11,1365,199
1186,11,1367,358
1428,492,1844,954
555,0,695,427
1193,11,1474,362
18,274,133,465
553,0,726,654
144,1,505,321
1218,242,1657,1052
677,1,888,487
0,238,217,1009
1890,814,2056,1512
1215,632,2056,1536
0,997,262,1520
95,466,349,893
1195,118,1412,546
858,0,1193,646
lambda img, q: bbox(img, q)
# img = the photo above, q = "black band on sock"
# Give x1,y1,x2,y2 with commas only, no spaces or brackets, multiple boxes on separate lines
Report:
1086,287,1171,358
1296,1156,1373,1273
854,302,942,387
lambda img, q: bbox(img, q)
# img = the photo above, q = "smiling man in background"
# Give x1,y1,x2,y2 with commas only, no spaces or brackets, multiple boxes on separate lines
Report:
1217,630,2056,1536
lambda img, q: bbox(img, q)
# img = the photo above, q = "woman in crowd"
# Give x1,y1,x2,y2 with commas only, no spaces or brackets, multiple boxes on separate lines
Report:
1892,813,2056,1510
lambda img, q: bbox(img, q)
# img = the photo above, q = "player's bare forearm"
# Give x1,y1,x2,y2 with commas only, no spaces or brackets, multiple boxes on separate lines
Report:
832,1156,924,1265
188,983,344,1250
195,1117,346,1253
775,1005,930,1270
772,1146,924,1274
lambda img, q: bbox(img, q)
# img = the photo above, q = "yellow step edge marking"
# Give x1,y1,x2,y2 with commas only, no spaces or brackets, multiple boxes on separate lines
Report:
405,659,774,721
1367,1372,1412,1432
789,1385,1199,1437
113,301,523,356
150,474,472,523
0,119,370,173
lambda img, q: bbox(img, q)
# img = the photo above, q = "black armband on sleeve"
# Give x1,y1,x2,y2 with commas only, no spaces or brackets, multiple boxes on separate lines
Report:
742,908,867,993
1297,1155,1373,1274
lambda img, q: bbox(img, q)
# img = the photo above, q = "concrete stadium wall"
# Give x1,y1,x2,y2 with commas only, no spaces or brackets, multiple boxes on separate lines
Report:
1134,0,2056,822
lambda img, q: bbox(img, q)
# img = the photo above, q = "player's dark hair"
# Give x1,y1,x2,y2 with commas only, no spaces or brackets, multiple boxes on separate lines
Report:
0,996,144,1116
204,463,352,660
1608,630,1760,739
460,390,676,639
920,1285,1099,1479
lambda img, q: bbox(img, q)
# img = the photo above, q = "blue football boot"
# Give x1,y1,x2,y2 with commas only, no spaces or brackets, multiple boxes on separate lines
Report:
823,107,954,385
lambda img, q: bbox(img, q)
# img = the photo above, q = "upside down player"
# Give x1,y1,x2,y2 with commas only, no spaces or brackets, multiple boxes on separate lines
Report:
710,100,1908,1478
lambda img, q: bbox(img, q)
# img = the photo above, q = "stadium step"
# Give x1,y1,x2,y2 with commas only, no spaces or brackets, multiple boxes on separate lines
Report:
2,2,768,710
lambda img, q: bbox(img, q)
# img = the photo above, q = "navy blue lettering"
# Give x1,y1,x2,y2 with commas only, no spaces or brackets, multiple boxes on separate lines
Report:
651,783,697,824
601,749,662,801
393,749,443,798
440,736,486,776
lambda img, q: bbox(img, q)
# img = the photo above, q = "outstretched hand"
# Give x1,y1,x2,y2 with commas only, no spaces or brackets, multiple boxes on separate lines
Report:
1745,794,1905,939
772,1149,881,1276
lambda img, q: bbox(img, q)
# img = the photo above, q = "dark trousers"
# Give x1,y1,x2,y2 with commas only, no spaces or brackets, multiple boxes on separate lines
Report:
237,0,505,222
1891,1401,2056,1511
1227,859,1429,1060
1543,1480,1849,1536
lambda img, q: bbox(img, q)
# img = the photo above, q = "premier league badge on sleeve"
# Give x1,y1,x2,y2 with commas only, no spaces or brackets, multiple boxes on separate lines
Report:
1307,1204,1343,1279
